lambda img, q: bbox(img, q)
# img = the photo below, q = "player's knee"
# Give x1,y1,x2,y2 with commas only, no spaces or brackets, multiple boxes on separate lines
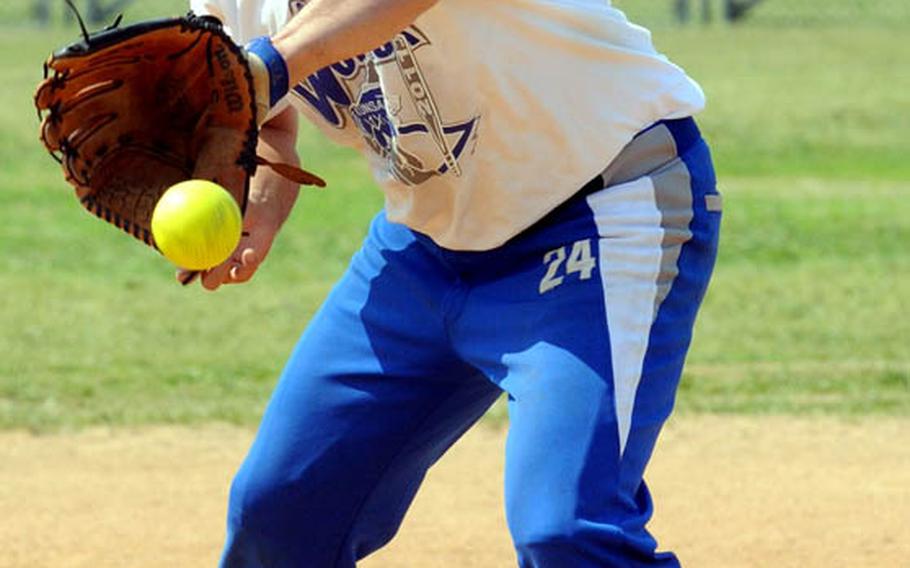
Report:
506,491,617,561
512,528,585,563
508,511,582,557
225,465,296,534
222,469,318,567
224,470,356,568
507,502,669,566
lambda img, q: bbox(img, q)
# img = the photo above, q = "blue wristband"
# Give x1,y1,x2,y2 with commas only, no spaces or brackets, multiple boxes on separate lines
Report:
245,36,290,108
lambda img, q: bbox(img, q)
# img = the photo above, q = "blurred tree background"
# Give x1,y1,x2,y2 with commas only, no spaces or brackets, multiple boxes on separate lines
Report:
619,0,910,26
29,0,134,26
7,0,910,28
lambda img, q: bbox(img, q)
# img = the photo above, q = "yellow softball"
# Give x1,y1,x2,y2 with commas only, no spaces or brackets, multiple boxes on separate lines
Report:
151,180,243,271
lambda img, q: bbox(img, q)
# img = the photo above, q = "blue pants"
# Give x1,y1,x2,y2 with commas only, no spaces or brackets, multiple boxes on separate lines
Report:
221,118,721,567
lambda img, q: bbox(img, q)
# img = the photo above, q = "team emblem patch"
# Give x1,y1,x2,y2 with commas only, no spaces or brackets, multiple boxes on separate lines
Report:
290,28,479,186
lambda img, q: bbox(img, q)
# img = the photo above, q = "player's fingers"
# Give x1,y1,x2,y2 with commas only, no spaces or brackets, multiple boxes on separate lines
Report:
228,247,259,283
201,260,233,291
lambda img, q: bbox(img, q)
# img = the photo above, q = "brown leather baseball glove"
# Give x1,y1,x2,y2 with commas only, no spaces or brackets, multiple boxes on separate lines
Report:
34,10,323,276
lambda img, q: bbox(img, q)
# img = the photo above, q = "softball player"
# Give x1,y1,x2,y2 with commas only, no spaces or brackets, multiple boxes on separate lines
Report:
190,0,722,566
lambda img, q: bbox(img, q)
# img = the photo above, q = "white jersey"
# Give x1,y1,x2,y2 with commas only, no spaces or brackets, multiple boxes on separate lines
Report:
191,0,706,250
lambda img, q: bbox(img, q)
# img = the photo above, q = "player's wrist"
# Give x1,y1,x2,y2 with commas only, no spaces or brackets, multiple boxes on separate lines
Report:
245,36,290,125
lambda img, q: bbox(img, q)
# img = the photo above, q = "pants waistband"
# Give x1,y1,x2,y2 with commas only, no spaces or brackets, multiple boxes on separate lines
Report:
411,116,703,268
580,116,702,195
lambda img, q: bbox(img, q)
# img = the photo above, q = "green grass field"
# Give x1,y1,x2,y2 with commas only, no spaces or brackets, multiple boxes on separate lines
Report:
0,2,907,431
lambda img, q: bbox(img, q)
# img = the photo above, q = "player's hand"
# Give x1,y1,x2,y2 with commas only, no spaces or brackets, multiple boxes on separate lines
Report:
178,107,303,291
177,196,283,290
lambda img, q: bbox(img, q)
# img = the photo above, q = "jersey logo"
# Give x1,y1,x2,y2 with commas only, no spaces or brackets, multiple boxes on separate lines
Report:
289,27,479,186
290,30,427,129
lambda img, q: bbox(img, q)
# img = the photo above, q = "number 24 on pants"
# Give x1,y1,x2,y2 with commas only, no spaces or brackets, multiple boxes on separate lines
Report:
539,239,596,294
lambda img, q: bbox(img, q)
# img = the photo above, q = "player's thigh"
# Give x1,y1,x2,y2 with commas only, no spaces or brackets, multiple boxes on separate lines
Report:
454,140,720,553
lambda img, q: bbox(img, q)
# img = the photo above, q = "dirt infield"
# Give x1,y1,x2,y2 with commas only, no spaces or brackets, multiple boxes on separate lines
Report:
1,416,907,567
